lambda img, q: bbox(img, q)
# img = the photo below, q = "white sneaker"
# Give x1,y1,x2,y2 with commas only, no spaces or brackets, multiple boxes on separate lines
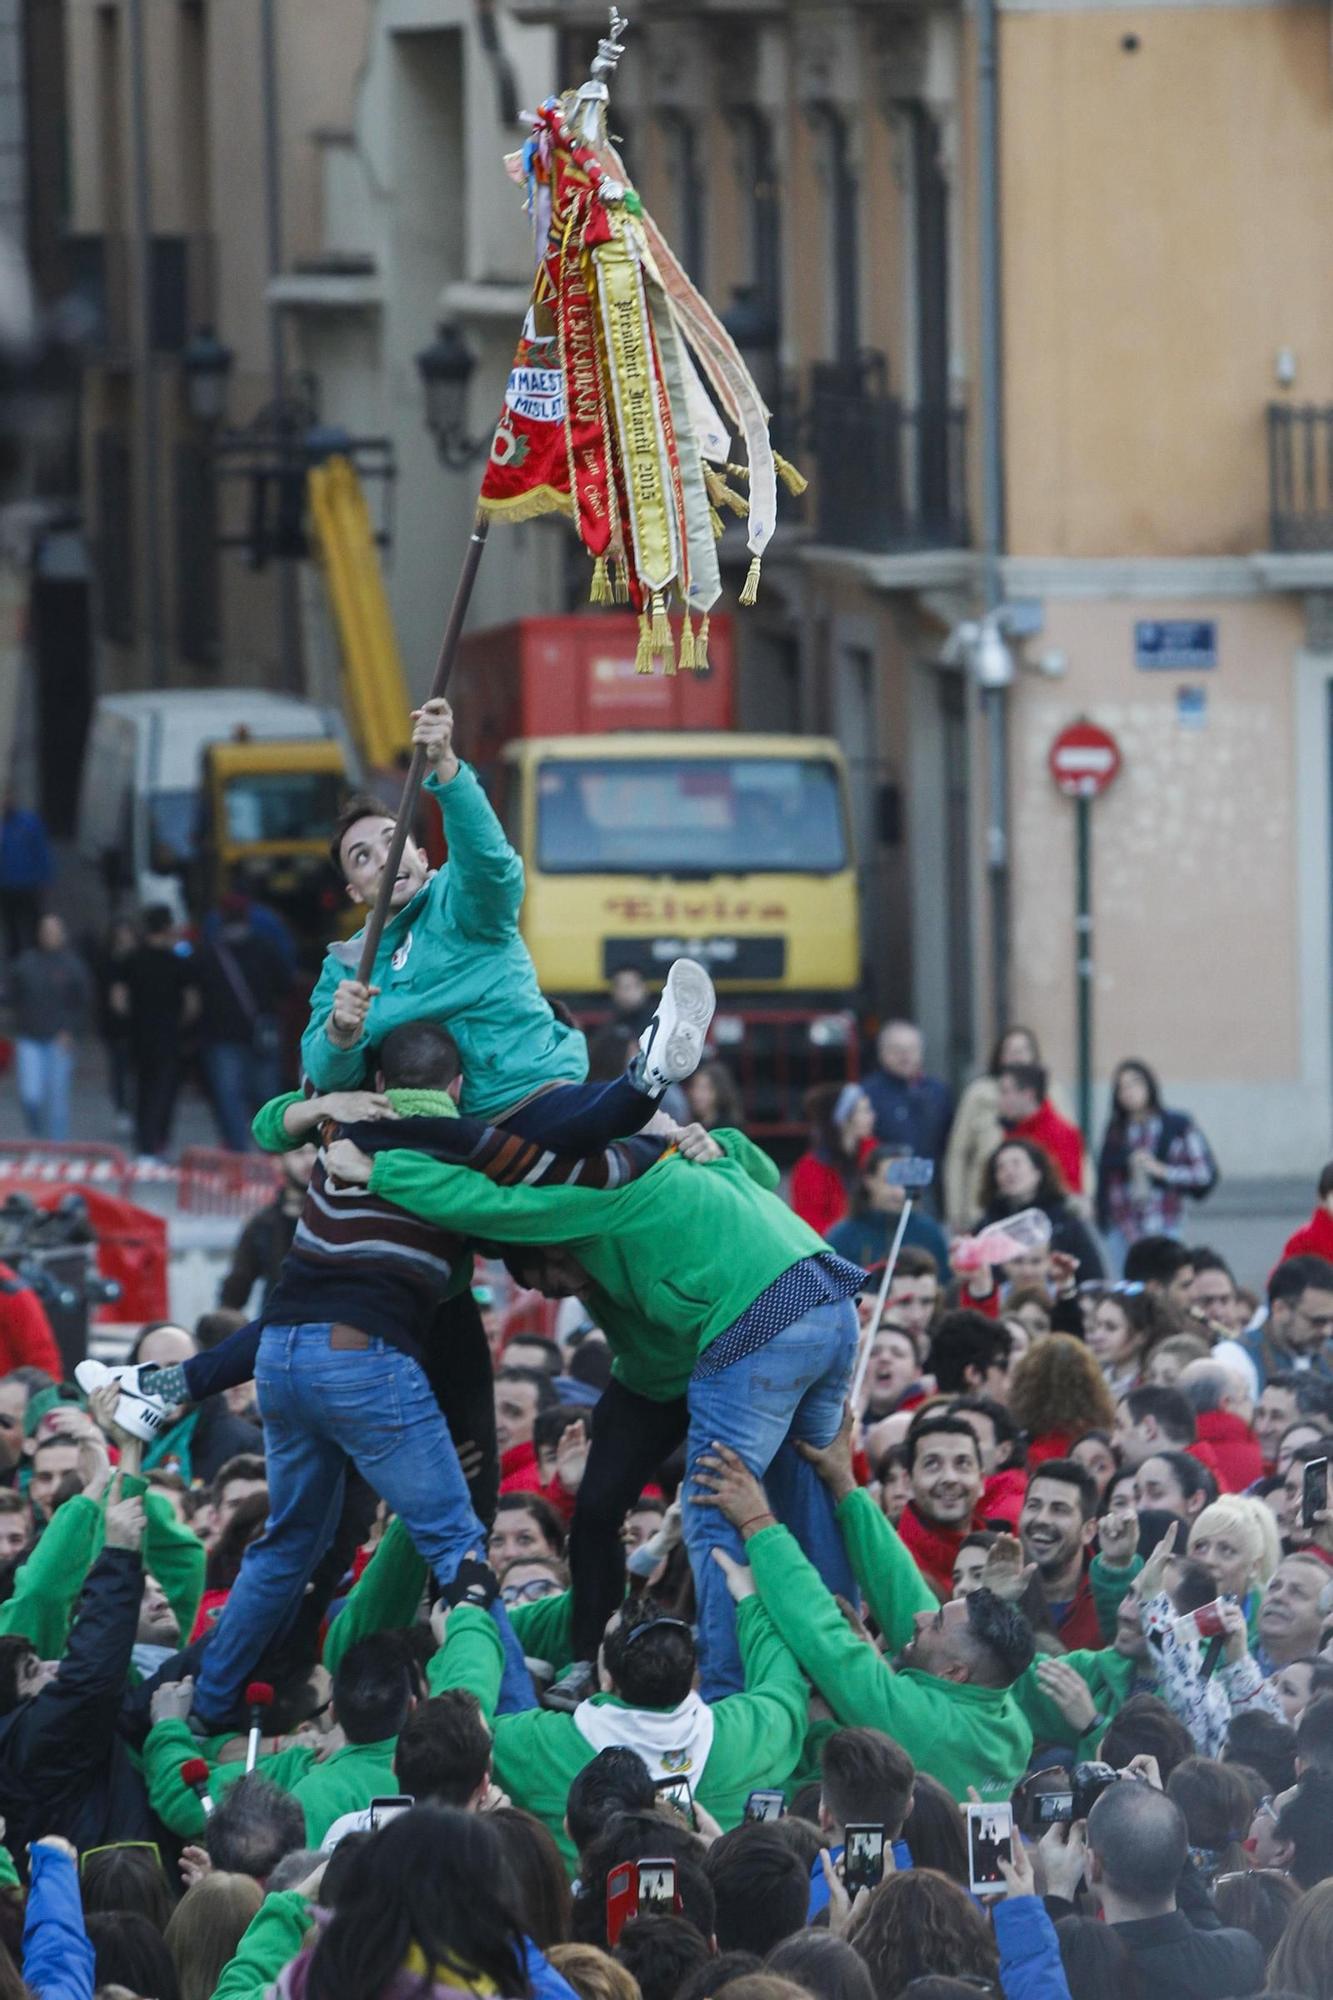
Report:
74,1359,172,1445
636,958,716,1093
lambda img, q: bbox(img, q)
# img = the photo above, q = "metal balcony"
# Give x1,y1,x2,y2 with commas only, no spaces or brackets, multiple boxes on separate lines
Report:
1267,403,1333,552
810,381,969,553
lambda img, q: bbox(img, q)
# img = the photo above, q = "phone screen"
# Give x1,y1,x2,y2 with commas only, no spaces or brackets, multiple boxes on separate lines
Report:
744,1790,786,1823
843,1824,886,1896
635,1859,678,1916
367,1795,414,1831
966,1803,1013,1894
656,1777,695,1824
1303,1458,1329,1531
1033,1792,1074,1825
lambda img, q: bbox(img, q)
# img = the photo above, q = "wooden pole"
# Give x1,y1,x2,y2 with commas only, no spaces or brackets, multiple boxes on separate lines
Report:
354,513,491,984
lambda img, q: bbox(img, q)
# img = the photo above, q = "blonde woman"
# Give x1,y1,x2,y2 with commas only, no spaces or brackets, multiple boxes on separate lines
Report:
1187,1495,1281,1646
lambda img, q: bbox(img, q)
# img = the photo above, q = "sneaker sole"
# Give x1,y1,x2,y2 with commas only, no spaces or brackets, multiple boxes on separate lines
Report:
651,958,716,1085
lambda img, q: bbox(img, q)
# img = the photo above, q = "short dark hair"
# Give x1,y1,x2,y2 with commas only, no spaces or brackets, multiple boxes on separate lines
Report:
212,1453,268,1500
205,1773,306,1879
905,1412,983,1473
1123,1236,1193,1286
330,1633,414,1744
767,1932,876,2000
1124,1383,1196,1446
491,1490,566,1556
673,1955,763,2000
1296,1692,1333,1775
495,1366,559,1413
820,1727,915,1836
1147,1447,1217,1511
1098,1695,1194,1784
194,1309,248,1350
1087,1780,1188,1903
703,1826,810,1956
602,1594,696,1709
962,1587,1035,1687
1269,1254,1333,1309
926,1312,1013,1395
998,1061,1047,1101
394,1690,491,1804
1276,1768,1333,1888
506,1335,563,1378
946,1396,1023,1467
0,1635,37,1715
329,791,396,874
533,1405,585,1457
1187,1247,1233,1282
615,1914,710,2000
1024,1457,1099,1521
377,1020,462,1092
565,1747,655,1854
891,1246,940,1284
569,1812,713,1948
1224,1709,1298,1795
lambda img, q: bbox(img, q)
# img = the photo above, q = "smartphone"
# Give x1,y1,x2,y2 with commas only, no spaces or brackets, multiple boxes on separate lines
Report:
1032,1791,1075,1826
965,1802,1013,1895
843,1823,886,1895
886,1157,935,1190
656,1776,696,1825
744,1789,786,1823
1303,1457,1329,1531
605,1859,680,1945
634,1858,679,1918
367,1795,414,1831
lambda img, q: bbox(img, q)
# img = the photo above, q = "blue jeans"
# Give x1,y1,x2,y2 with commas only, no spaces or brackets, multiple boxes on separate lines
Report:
684,1297,859,1698
203,1041,281,1152
501,1074,652,1150
194,1324,535,1720
16,1037,74,1139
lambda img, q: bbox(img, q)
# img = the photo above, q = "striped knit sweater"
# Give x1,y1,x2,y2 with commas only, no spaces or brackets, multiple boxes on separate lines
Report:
260,1087,668,1359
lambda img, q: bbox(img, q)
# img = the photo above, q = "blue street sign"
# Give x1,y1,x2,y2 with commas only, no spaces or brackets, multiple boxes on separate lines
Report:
1135,620,1217,670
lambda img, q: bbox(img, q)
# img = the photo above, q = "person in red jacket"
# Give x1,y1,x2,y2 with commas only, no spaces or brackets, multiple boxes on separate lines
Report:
1176,1358,1264,1492
495,1364,554,1495
0,1266,63,1379
1280,1161,1333,1266
1017,1459,1103,1650
997,1063,1085,1196
789,1081,875,1237
897,1411,995,1599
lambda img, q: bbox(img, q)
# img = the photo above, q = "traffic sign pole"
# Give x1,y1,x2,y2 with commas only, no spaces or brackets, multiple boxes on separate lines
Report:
1048,719,1122,1154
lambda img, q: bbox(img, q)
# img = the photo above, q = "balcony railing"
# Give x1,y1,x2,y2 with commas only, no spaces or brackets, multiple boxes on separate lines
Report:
1268,404,1333,552
810,381,969,553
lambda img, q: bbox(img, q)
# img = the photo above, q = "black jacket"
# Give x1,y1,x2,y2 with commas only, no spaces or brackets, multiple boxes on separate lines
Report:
219,1197,299,1310
1110,1911,1264,1999
0,1546,155,1865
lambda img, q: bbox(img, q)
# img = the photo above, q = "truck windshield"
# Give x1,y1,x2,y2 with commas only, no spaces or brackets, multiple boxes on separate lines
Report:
536,756,848,875
222,771,345,845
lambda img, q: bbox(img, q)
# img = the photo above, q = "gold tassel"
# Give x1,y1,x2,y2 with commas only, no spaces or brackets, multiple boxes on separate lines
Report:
726,461,752,485
613,559,630,605
739,556,762,607
705,467,748,518
774,453,809,497
589,556,612,606
678,612,695,674
695,613,710,672
635,613,654,675
709,506,725,540
650,591,671,659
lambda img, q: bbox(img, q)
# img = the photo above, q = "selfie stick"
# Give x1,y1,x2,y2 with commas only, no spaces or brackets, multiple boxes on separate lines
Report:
849,1201,915,1413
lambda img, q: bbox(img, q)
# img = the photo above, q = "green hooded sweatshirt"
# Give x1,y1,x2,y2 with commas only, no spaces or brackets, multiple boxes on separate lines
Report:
434,1597,808,1873
143,1717,398,1846
369,1127,821,1401
746,1493,1033,1802
301,763,588,1119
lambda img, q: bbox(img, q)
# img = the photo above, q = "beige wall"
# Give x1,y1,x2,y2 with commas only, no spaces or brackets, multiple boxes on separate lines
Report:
1002,2,1333,559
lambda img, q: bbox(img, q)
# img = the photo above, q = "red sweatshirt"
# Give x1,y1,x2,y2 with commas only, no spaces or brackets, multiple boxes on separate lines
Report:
0,1266,63,1378
1008,1103,1084,1194
1281,1205,1333,1266
790,1154,851,1237
899,1500,989,1600
1191,1410,1263,1494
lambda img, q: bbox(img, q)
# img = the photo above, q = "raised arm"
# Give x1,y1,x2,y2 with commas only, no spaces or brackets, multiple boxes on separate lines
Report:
421,696,524,940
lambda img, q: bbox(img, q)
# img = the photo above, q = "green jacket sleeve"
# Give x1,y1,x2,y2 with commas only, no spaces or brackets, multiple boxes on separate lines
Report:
144,1490,205,1644
428,764,523,940
252,1091,306,1153
748,1520,909,1733
213,1890,315,2000
144,1718,312,1838
323,1517,428,1676
430,1602,505,1718
301,947,372,1093
1091,1552,1142,1639
713,1128,781,1193
704,1595,809,1793
0,1844,18,1890
509,1589,574,1670
370,1149,622,1242
836,1488,937,1653
0,1494,101,1654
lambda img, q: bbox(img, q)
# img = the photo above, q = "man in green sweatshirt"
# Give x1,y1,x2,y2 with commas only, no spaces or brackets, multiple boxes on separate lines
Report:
328,1123,865,1699
429,1567,808,1874
691,1421,1037,1802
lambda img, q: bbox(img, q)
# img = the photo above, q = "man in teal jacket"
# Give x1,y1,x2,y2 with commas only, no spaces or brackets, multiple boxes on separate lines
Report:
328,1124,865,1699
692,1418,1037,1802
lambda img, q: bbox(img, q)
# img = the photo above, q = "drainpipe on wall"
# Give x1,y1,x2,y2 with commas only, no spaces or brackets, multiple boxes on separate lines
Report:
976,0,1010,1030
126,0,167,688
259,0,303,690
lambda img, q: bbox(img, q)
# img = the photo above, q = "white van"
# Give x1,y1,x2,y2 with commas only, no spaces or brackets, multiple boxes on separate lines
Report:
77,689,353,919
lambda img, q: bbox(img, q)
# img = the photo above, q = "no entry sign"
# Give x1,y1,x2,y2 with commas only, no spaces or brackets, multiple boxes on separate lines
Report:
1049,720,1122,799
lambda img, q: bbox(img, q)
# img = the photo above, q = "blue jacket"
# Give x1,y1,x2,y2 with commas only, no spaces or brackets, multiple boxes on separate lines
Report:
23,1845,94,2000
994,1897,1072,2000
0,807,51,891
861,1069,954,1166
806,1838,913,1918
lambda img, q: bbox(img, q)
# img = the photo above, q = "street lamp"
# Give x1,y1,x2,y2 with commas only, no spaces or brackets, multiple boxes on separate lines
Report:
416,323,487,468
181,326,234,427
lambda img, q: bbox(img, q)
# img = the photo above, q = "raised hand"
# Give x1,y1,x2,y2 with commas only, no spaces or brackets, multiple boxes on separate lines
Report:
980,1533,1034,1605
328,979,379,1049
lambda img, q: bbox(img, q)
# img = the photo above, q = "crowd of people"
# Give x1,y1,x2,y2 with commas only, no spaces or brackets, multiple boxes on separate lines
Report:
0,705,1331,2000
